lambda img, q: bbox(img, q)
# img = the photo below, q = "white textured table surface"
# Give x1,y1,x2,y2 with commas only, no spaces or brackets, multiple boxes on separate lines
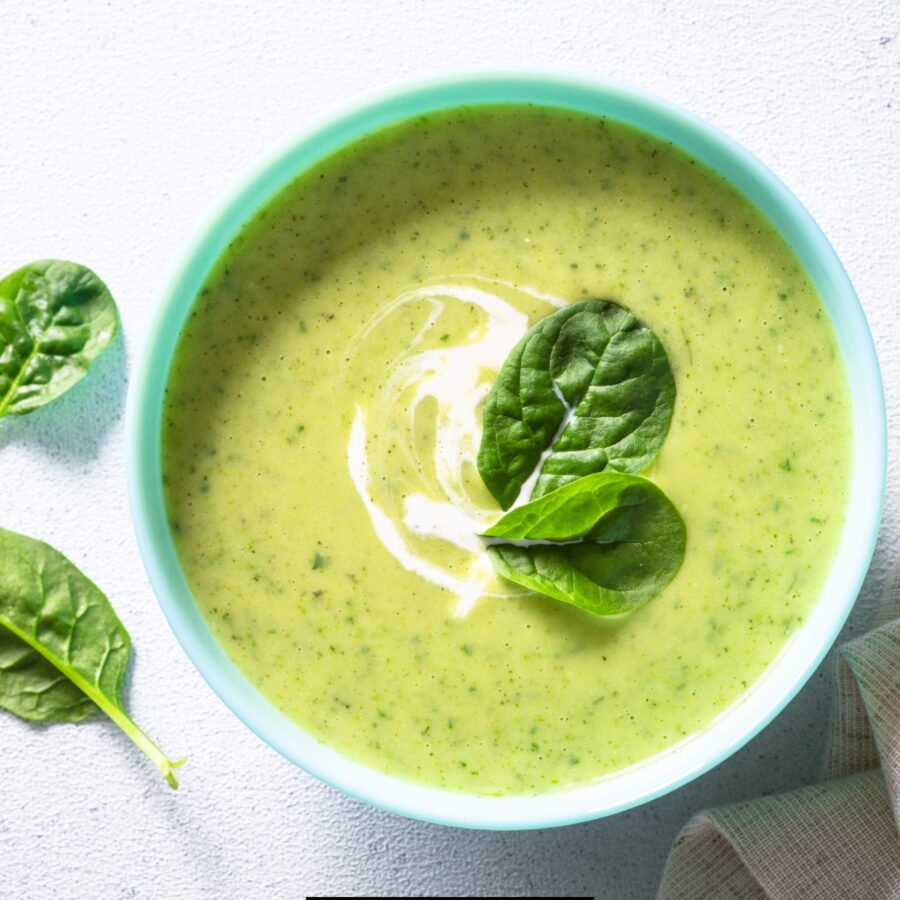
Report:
1,2,897,897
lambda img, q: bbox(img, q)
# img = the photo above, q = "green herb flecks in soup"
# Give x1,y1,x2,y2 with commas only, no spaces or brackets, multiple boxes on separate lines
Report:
163,106,851,795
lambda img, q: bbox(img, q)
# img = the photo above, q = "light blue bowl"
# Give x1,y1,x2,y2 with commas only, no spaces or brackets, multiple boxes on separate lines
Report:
127,73,886,829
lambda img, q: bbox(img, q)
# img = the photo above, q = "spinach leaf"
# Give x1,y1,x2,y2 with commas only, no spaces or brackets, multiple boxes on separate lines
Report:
0,260,119,417
0,527,184,787
483,472,685,616
0,628,95,722
477,300,674,509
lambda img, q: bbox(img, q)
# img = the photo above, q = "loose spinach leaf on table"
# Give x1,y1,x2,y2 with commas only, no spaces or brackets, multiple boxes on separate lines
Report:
483,472,685,616
0,527,184,787
0,260,119,417
477,299,674,509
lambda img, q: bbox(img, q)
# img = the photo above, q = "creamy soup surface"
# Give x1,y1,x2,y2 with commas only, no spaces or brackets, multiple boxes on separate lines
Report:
163,106,851,795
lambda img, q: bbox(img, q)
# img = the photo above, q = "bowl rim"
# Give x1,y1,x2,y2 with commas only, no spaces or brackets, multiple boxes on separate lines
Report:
126,70,886,830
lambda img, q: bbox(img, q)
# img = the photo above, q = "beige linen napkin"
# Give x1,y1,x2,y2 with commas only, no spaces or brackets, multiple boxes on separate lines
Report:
658,572,900,899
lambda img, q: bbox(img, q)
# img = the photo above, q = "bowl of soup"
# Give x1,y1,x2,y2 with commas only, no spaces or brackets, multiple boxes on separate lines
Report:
128,73,885,828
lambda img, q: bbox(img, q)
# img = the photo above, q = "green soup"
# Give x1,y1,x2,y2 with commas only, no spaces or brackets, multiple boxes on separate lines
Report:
163,106,851,795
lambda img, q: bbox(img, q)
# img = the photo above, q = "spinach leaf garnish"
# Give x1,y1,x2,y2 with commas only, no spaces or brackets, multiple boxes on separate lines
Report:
0,527,184,788
0,260,119,417
477,299,674,509
477,299,684,616
484,472,685,616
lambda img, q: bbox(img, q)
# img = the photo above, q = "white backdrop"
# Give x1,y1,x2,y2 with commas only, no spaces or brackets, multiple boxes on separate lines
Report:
1,1,897,897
